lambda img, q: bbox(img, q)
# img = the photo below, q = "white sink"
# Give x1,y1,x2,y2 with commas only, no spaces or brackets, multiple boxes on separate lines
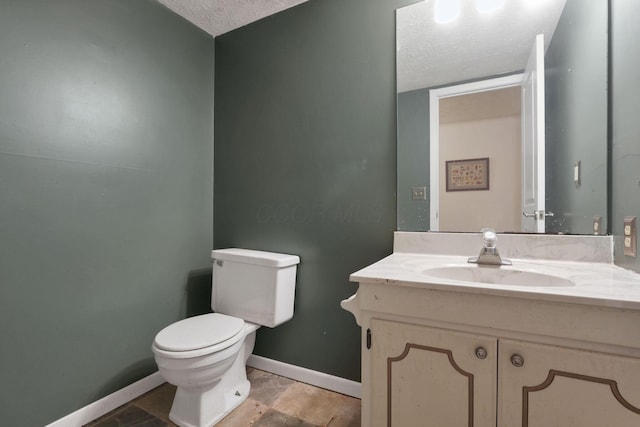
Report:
423,265,575,287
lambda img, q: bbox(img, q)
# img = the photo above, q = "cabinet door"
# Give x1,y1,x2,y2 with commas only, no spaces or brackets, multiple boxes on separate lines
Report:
499,339,640,427
370,319,497,427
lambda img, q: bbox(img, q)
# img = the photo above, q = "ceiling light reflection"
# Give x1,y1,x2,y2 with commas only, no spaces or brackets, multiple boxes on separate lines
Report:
476,0,506,14
435,0,461,24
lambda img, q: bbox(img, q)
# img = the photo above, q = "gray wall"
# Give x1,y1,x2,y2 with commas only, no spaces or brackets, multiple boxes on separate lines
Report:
612,0,640,273
0,1,214,425
3,0,637,424
545,0,608,234
397,88,430,231
214,0,413,381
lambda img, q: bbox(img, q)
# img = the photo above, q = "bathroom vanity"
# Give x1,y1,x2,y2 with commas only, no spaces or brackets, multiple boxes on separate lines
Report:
342,232,640,427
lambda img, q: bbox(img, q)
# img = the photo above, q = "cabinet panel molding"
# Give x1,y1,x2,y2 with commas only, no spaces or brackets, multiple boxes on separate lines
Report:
371,319,497,427
500,339,640,427
523,369,640,427
388,343,474,427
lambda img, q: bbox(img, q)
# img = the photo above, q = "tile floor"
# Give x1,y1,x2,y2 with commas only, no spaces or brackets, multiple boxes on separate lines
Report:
85,368,361,426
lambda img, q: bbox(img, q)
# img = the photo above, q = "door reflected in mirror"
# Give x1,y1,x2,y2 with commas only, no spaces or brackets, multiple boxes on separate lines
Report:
396,0,608,235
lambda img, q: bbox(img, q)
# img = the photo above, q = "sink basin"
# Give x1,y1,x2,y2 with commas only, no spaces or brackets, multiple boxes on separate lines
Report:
423,266,575,287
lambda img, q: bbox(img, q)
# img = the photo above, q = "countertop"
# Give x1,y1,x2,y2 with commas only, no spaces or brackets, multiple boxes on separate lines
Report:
350,252,640,310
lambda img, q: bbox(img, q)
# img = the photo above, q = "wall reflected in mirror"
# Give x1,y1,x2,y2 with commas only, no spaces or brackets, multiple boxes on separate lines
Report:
396,0,608,234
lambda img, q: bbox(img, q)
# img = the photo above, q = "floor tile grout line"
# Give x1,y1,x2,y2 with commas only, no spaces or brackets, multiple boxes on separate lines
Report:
88,368,360,426
130,402,175,426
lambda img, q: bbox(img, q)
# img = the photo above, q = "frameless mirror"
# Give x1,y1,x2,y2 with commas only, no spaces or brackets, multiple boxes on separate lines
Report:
396,0,608,234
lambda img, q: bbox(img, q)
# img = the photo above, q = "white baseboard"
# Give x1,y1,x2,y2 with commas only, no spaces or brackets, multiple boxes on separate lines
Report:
247,355,361,399
46,372,164,427
48,357,361,426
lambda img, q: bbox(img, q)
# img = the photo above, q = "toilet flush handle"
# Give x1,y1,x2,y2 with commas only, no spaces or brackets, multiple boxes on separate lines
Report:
214,259,224,267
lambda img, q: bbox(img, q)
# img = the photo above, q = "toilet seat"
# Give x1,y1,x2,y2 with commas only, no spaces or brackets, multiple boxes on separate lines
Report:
152,313,245,359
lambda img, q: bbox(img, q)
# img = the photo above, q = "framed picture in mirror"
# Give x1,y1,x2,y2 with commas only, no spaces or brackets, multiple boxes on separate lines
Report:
446,157,490,192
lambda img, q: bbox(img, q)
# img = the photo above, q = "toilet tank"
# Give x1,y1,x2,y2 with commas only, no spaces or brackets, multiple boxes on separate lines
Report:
211,248,300,328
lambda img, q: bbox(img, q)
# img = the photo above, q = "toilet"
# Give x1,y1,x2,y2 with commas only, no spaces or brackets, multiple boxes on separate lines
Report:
151,248,300,427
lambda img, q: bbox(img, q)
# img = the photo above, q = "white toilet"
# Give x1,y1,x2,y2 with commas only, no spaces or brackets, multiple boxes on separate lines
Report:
151,248,300,427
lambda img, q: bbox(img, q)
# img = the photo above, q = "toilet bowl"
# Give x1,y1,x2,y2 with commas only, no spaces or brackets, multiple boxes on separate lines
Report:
152,313,260,427
152,248,300,427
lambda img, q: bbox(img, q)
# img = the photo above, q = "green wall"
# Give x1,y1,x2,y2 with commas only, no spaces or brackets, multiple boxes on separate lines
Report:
612,0,640,273
2,0,638,424
0,1,214,425
397,88,430,231
545,0,608,234
214,0,413,381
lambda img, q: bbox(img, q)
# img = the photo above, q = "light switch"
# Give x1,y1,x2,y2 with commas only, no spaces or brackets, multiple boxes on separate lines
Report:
623,216,636,257
411,186,427,201
574,161,581,186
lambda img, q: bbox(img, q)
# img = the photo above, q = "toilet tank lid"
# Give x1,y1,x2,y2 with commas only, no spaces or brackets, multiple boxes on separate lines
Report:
211,248,300,268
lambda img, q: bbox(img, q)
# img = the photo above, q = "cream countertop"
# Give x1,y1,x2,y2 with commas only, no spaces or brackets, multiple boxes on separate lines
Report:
350,252,640,311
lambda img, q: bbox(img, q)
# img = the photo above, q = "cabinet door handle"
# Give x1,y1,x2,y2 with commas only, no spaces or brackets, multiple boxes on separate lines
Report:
511,354,525,367
475,346,488,359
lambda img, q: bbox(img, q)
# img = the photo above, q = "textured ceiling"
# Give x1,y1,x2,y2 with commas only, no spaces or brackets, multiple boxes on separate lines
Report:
397,0,567,93
156,0,567,91
155,0,310,37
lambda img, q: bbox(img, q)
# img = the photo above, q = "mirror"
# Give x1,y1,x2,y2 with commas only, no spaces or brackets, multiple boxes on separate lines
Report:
396,0,608,234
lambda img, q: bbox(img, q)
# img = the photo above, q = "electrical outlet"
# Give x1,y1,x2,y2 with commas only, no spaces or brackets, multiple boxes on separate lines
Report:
624,216,636,257
411,186,427,201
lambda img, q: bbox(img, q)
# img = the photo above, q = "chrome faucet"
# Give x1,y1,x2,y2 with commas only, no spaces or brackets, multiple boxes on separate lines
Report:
468,228,512,266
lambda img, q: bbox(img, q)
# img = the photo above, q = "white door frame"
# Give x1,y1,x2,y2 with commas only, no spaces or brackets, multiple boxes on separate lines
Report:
428,74,524,231
521,33,547,233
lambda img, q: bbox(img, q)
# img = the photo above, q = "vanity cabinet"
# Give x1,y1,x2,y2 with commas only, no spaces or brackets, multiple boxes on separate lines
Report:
369,319,640,427
342,278,640,427
341,234,640,426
